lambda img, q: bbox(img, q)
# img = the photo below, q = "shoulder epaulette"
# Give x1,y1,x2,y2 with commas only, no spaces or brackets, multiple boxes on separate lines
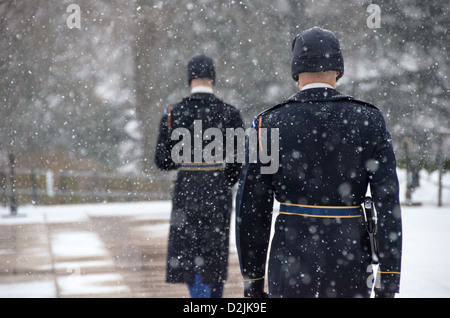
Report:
251,94,298,128
251,98,292,152
337,95,379,110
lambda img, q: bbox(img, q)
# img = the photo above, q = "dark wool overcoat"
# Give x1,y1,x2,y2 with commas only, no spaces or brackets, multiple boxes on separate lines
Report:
155,92,244,286
236,88,402,298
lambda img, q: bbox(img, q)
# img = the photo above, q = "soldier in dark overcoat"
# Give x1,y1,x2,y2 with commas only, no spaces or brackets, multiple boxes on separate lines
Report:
155,54,244,297
236,27,402,298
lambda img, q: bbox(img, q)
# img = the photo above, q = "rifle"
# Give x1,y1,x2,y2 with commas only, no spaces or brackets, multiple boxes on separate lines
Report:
363,196,379,264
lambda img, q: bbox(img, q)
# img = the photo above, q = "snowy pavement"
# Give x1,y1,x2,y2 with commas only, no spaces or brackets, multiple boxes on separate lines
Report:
0,170,449,298
0,202,243,298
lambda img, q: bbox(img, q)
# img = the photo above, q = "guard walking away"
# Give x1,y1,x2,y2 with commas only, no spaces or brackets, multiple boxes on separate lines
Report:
236,27,402,298
155,54,244,298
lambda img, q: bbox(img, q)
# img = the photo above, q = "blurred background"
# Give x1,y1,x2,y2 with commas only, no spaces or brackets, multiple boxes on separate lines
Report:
0,0,448,206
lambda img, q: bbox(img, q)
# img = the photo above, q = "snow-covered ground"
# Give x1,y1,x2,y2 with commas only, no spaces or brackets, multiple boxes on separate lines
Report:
0,202,174,298
0,170,449,298
395,169,450,297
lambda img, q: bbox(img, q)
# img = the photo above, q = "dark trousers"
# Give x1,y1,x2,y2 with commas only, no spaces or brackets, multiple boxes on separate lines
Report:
188,273,224,298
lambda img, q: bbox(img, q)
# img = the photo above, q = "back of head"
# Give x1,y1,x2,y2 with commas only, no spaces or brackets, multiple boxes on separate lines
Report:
187,54,216,85
291,27,344,82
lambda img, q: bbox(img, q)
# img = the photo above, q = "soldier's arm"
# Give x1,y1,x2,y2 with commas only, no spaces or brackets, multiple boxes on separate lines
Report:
368,113,402,295
224,108,245,186
235,126,274,298
154,108,180,171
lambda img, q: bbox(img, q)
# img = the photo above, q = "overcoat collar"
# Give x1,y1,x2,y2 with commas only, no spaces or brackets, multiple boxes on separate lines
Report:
288,87,348,103
187,92,216,100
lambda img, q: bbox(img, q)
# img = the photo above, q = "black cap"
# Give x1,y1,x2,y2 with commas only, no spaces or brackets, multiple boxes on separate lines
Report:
187,54,216,85
291,27,344,82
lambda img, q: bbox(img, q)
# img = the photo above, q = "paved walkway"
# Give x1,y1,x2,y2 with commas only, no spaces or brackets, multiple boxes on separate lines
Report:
0,204,244,298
